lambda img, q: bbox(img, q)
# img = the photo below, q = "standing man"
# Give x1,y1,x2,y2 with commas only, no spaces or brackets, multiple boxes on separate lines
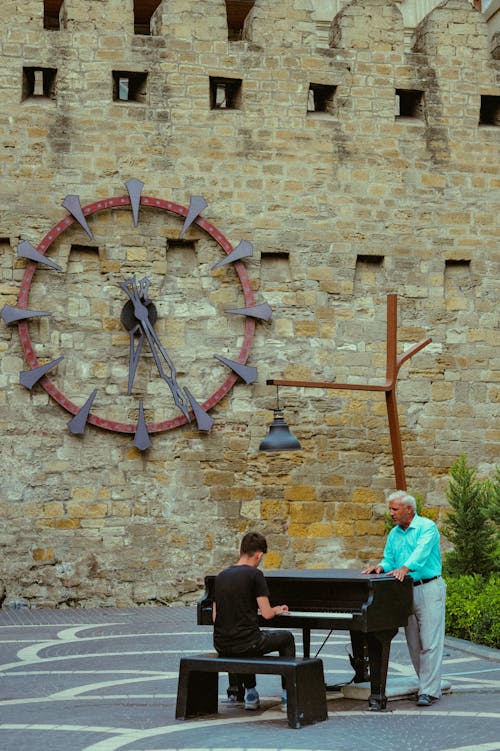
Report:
362,491,446,706
213,531,295,711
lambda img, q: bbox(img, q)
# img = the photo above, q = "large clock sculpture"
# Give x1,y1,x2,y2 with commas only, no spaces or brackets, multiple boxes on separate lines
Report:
2,179,271,450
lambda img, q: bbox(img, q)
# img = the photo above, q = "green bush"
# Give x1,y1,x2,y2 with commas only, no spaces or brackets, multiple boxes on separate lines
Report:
442,455,498,578
445,573,500,649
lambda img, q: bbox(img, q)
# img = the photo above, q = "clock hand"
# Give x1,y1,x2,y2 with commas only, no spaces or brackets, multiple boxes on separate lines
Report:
120,277,191,423
126,322,145,395
141,318,192,423
120,279,147,394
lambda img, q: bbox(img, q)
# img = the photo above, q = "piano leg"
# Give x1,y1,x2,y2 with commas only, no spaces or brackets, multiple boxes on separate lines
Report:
348,631,370,683
365,628,398,711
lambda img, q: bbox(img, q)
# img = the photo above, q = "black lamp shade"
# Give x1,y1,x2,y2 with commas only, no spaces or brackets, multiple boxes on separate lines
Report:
259,409,301,452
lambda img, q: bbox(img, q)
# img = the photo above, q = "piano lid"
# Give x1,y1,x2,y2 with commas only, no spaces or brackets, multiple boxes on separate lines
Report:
203,568,400,582
262,568,399,583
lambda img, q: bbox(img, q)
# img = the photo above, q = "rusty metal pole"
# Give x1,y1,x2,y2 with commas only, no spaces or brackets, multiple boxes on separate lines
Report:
384,294,407,490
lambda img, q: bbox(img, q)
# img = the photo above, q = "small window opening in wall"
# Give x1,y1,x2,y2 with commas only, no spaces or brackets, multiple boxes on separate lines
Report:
44,0,64,30
226,0,255,40
396,89,424,119
356,255,384,266
444,259,472,295
307,83,337,115
166,239,198,286
68,245,100,272
354,254,384,291
112,71,148,103
167,238,197,263
134,0,162,35
22,67,57,101
479,95,500,126
260,251,290,284
209,77,242,110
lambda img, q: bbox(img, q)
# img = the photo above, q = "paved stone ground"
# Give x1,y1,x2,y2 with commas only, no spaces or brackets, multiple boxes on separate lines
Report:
0,605,499,751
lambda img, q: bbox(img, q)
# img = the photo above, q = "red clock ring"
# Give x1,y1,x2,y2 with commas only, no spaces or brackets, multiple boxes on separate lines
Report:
16,194,256,434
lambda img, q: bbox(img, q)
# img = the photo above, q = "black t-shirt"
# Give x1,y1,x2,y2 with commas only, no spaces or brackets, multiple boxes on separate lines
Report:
213,564,270,655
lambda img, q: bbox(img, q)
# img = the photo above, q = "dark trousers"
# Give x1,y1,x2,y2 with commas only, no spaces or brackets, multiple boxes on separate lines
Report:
224,630,295,696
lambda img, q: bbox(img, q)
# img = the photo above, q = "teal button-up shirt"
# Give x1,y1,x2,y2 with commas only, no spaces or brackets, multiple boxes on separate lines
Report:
379,513,442,581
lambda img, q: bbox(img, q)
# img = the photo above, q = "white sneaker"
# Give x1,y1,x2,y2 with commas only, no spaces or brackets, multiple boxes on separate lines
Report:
222,694,244,706
244,688,260,710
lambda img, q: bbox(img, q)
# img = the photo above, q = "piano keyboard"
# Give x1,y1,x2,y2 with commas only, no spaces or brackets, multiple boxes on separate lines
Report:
286,610,356,619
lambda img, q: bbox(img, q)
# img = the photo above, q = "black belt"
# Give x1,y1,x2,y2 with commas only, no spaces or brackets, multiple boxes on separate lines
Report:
413,576,439,587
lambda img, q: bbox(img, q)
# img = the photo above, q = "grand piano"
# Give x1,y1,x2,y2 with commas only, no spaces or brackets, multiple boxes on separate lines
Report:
197,568,413,710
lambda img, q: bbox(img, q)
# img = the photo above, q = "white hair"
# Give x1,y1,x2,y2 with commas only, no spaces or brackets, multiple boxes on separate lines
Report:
387,490,416,512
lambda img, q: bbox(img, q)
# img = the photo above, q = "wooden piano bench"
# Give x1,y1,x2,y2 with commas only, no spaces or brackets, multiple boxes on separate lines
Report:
175,653,328,729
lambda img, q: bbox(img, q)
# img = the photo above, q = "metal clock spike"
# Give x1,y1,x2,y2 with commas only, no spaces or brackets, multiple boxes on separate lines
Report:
20,356,64,390
211,240,254,270
62,195,94,240
224,302,273,321
134,400,152,451
213,355,257,384
67,389,98,435
125,178,144,227
184,388,214,431
18,240,62,271
1,305,51,324
179,195,207,238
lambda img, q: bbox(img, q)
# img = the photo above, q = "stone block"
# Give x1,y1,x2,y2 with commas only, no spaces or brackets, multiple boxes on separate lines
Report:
32,548,55,563
285,486,317,502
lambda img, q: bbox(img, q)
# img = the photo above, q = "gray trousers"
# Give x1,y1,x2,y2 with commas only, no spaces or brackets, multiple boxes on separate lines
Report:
405,576,446,697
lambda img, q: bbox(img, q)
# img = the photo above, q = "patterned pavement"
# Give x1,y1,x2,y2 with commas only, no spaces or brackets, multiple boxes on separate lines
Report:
0,605,499,751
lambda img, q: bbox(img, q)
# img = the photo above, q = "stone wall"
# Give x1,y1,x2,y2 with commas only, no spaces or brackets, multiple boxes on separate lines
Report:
0,0,498,607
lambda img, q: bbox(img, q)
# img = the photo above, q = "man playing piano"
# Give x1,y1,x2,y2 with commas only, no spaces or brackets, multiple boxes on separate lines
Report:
362,490,446,707
212,531,295,711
